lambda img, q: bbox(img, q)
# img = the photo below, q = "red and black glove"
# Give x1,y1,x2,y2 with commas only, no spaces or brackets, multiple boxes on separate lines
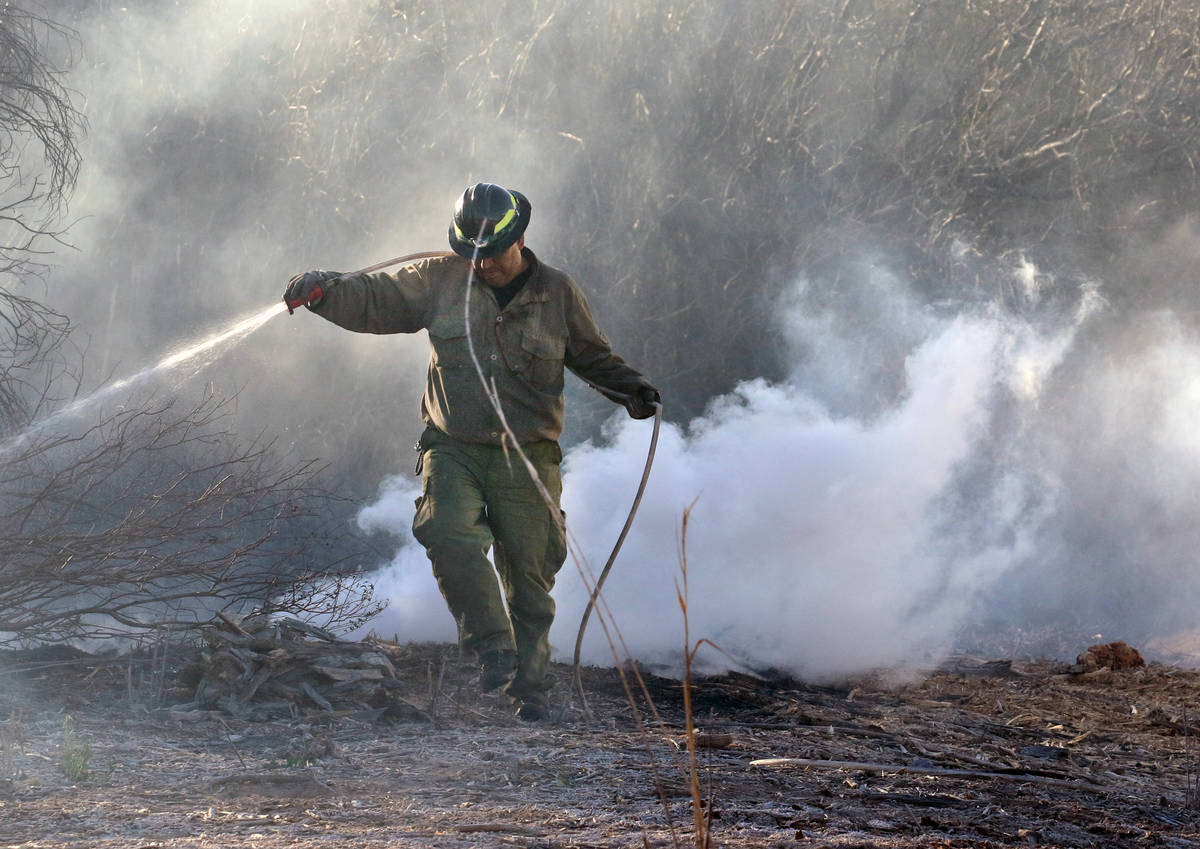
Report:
283,270,342,313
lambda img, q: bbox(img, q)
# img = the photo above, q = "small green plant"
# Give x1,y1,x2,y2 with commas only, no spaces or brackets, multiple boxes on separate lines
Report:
284,750,316,768
60,715,91,782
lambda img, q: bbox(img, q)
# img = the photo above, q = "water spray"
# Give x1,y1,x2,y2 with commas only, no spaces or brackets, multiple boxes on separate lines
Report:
0,300,296,457
1,251,457,458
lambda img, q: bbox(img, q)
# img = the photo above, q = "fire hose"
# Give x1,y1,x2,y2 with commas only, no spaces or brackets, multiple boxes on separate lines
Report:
570,391,662,700
283,250,455,313
285,250,662,694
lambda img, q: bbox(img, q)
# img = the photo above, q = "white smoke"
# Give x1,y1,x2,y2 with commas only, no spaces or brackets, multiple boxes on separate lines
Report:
355,475,457,644
353,268,1101,681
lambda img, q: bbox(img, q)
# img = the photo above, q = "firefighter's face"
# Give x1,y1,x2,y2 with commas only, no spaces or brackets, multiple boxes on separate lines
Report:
474,237,526,287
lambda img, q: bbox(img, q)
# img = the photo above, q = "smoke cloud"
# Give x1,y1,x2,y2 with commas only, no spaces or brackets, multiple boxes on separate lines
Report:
352,262,1119,680
31,2,1200,673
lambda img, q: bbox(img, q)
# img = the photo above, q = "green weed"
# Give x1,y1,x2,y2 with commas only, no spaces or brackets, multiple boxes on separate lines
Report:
60,715,92,782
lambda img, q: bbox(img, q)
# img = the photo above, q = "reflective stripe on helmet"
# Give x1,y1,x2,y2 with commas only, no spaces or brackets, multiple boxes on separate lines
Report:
490,198,519,238
453,191,520,248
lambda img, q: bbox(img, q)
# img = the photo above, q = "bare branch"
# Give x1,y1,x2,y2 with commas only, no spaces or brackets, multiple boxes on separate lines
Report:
0,389,380,646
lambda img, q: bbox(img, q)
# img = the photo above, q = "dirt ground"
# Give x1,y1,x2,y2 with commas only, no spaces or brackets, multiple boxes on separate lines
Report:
1,641,1199,848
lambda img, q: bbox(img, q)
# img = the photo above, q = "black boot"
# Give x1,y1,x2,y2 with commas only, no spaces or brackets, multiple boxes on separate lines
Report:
514,698,548,722
478,649,517,693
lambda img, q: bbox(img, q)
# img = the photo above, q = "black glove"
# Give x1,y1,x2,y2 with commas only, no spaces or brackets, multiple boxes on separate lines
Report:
283,269,342,313
625,386,661,420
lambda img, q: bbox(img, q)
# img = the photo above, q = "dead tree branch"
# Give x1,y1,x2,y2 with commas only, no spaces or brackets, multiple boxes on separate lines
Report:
0,389,380,646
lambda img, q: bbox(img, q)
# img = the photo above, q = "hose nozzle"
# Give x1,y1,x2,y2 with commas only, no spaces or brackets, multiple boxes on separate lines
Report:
284,282,328,315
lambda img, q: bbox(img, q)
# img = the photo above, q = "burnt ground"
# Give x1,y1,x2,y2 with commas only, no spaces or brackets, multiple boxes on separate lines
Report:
1,641,1199,848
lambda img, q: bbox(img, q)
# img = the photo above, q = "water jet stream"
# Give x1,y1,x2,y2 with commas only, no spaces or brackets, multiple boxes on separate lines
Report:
1,301,289,456
2,251,451,457
126,301,288,383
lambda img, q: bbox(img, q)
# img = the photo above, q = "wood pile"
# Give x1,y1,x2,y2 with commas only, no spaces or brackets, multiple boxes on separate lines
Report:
172,613,429,723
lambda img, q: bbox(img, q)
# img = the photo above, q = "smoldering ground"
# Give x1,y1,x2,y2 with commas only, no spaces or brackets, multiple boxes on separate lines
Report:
29,1,1200,676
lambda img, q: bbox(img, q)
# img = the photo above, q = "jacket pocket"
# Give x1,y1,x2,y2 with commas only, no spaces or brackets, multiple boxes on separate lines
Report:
428,318,471,369
518,331,566,392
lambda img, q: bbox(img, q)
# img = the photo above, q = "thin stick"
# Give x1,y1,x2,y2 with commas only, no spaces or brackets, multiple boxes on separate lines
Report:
1187,704,1196,808
678,502,709,849
454,236,679,844
216,718,248,770
750,757,1109,790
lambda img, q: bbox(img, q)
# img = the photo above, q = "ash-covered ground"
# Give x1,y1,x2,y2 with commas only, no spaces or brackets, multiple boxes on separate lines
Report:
1,640,1198,848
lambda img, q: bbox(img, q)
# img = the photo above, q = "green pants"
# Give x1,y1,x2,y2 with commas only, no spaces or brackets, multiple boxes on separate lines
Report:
411,427,567,700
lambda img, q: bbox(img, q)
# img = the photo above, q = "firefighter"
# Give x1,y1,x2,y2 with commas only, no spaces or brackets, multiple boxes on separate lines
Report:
284,183,659,720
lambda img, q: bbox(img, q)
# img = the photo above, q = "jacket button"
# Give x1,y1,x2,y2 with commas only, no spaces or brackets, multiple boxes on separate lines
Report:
496,315,504,322
489,353,498,360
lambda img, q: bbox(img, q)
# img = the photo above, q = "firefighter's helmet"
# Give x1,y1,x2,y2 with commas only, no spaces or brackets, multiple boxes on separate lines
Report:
448,182,531,259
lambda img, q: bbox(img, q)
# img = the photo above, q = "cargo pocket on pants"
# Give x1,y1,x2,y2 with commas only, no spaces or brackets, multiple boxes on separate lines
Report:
411,494,431,546
545,508,568,580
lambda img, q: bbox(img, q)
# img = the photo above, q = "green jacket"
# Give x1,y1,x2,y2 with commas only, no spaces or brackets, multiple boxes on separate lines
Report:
311,249,654,445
